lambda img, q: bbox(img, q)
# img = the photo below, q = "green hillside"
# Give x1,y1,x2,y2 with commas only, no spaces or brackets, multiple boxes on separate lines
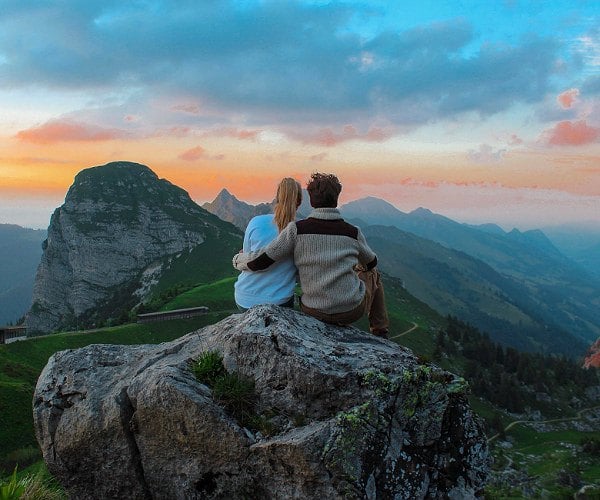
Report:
2,273,599,498
161,277,238,312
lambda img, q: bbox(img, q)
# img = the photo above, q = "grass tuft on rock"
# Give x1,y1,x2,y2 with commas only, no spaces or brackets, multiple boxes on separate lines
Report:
191,351,274,435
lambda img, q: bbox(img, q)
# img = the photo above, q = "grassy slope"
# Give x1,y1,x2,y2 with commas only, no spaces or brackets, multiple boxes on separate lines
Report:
2,273,599,497
153,229,242,294
160,277,238,312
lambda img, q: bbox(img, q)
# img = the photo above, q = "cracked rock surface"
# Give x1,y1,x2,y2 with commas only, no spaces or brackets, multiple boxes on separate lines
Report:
33,305,489,499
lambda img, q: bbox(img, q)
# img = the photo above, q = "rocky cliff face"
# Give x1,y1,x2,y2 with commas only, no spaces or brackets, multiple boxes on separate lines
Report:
202,188,313,231
33,306,489,499
27,161,238,333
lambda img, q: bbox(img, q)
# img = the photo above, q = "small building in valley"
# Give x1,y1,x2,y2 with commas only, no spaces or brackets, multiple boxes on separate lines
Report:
0,326,27,344
137,306,209,324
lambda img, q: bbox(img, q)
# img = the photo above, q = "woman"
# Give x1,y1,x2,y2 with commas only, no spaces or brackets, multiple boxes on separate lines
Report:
234,178,302,310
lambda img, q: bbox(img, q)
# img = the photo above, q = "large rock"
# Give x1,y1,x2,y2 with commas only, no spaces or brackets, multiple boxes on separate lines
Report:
34,306,489,499
26,161,240,333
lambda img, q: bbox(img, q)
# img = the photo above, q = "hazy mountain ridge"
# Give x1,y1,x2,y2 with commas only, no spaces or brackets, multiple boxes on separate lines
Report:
361,224,587,356
341,197,600,346
202,188,273,231
542,225,600,279
202,187,313,231
0,224,47,325
26,162,241,333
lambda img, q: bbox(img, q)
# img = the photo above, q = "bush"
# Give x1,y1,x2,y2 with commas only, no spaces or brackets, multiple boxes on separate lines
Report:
191,351,272,433
212,372,256,425
0,468,25,500
0,465,66,500
191,351,226,386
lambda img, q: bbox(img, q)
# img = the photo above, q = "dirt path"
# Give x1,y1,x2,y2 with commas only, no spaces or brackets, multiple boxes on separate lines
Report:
390,322,419,340
487,404,600,443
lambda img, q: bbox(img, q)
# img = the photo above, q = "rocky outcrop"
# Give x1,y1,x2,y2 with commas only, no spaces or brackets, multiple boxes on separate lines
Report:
202,188,273,231
34,306,489,499
26,161,239,333
202,188,313,231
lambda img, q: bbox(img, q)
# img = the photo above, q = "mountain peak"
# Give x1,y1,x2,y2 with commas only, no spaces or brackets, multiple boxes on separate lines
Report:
410,207,433,216
215,188,235,200
67,161,187,206
74,161,157,183
27,161,239,334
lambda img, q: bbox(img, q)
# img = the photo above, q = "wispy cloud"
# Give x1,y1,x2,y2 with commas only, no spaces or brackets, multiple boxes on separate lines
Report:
15,119,129,144
292,125,394,146
171,104,202,115
544,120,600,146
200,128,262,141
467,144,507,164
178,146,206,162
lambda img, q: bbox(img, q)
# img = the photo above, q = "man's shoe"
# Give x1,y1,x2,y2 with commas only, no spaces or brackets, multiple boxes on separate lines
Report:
371,328,389,339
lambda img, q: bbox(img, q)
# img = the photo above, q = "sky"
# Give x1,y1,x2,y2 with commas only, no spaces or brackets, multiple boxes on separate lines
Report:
0,0,598,230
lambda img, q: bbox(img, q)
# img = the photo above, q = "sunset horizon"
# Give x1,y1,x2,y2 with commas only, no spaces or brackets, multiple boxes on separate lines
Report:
0,1,598,230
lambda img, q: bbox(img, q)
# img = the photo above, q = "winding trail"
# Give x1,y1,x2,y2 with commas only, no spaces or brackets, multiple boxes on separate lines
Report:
390,322,419,340
487,404,600,443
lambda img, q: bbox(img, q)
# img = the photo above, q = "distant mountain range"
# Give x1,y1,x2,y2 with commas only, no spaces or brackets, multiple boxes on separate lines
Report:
203,190,598,356
6,167,597,357
0,224,46,325
340,197,600,349
362,225,587,355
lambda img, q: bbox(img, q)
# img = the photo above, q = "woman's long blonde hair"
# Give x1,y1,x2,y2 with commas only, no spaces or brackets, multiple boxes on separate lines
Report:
274,178,302,232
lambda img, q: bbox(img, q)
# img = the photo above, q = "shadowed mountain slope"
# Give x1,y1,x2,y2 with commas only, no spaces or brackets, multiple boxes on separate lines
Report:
362,224,588,356
342,197,600,346
0,225,46,325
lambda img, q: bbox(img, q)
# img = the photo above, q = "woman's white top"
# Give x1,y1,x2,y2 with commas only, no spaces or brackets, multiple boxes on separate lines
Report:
234,214,297,308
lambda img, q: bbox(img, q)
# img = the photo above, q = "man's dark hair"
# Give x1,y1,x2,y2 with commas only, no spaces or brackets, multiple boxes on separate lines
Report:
306,173,342,208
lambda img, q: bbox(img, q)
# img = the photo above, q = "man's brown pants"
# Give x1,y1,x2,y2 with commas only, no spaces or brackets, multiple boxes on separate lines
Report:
300,268,389,332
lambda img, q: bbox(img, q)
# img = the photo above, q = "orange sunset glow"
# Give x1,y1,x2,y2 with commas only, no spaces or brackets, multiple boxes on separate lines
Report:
0,1,598,229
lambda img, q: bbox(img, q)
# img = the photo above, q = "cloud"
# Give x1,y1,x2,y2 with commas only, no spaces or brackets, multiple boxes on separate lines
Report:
15,119,129,144
544,120,600,146
201,128,261,141
467,144,507,163
172,104,202,115
0,3,564,127
178,146,206,161
508,134,523,145
310,153,328,162
294,125,394,147
557,88,579,109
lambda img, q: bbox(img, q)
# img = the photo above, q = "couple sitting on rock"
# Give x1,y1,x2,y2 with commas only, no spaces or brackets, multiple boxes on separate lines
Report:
232,172,389,338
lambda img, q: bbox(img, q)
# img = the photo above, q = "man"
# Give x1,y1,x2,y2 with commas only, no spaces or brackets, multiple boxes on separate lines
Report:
233,172,389,338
